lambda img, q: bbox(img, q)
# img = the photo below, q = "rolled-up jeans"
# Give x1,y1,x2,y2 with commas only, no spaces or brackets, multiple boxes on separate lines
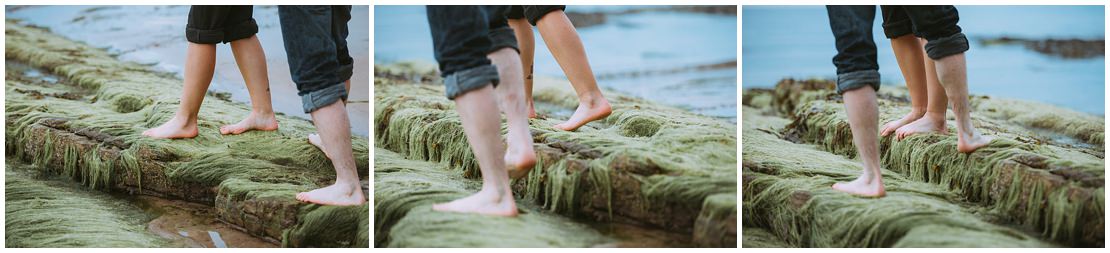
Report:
827,5,882,94
278,5,353,113
426,5,519,100
826,5,969,94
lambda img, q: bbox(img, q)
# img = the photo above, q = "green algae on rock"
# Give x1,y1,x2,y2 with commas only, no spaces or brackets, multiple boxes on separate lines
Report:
5,161,172,248
374,63,737,247
374,148,613,247
784,95,1103,247
5,20,369,247
743,78,1105,247
742,116,1055,247
741,226,792,248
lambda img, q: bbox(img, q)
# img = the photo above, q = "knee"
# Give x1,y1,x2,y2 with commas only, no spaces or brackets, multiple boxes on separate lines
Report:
488,49,522,76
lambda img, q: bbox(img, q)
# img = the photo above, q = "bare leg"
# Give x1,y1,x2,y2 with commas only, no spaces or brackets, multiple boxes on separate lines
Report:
432,85,518,216
831,87,886,197
295,100,366,206
931,52,992,153
488,48,537,178
508,18,537,118
895,37,949,140
880,35,927,137
535,10,611,131
221,35,279,135
308,79,351,157
143,42,216,139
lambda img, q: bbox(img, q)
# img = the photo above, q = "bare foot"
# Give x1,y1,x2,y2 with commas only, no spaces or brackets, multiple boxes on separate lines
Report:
894,112,948,141
219,112,278,135
957,131,993,153
143,115,199,139
832,176,886,197
880,111,923,137
432,188,518,217
554,97,612,131
295,182,366,206
307,133,329,158
505,146,536,180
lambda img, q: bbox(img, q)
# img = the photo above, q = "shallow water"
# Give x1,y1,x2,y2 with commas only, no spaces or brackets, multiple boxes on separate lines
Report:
375,6,738,121
6,5,371,136
4,159,277,248
742,5,1105,115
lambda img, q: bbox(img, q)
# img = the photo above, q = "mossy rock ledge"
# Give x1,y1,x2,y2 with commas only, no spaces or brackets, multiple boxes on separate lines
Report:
5,21,369,247
373,63,738,247
742,78,1103,247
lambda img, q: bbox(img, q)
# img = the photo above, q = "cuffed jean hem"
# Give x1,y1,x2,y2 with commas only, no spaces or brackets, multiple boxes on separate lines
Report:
836,70,880,94
445,65,499,100
488,26,520,54
301,82,348,113
924,32,969,60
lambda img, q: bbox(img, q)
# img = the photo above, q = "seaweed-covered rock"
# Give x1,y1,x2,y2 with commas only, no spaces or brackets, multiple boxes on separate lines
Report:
784,96,1103,247
742,112,1056,247
747,78,1105,247
5,162,173,248
5,20,368,247
374,64,737,245
374,148,613,247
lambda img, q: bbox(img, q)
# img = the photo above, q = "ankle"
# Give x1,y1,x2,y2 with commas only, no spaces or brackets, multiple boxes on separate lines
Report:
251,108,275,117
171,114,197,126
579,93,608,106
480,185,513,201
907,107,926,118
922,111,946,120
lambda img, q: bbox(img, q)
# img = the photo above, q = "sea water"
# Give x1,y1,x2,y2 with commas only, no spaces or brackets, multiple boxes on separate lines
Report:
743,5,1105,115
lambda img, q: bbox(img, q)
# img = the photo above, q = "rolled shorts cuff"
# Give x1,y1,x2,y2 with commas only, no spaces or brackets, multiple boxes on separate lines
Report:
836,70,880,94
445,65,499,100
185,19,259,44
924,32,969,60
301,82,349,113
881,20,914,39
525,6,566,25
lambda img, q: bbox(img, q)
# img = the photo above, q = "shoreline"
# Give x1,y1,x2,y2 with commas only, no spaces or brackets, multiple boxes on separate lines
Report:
6,6,370,137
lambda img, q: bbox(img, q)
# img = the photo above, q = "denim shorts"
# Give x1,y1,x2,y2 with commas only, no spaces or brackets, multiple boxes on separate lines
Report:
426,6,520,100
278,5,353,113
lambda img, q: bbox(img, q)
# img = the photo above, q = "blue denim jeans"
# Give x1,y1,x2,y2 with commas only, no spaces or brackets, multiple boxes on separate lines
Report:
426,6,518,100
827,5,968,94
278,5,353,113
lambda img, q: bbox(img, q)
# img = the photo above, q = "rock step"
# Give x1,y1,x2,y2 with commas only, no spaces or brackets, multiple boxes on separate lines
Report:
5,21,369,247
374,66,737,247
782,94,1103,247
741,111,1055,247
374,148,616,247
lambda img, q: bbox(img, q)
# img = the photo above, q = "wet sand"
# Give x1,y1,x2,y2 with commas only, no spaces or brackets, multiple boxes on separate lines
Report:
6,5,370,136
